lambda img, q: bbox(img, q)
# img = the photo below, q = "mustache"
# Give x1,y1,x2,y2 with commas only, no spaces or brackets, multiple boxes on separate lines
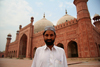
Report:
46,39,52,41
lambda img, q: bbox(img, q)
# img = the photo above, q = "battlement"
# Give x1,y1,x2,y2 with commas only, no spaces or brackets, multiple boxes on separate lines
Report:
33,30,44,38
55,18,78,30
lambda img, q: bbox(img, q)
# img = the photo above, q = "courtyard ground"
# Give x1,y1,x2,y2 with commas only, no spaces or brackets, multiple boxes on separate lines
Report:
0,58,100,67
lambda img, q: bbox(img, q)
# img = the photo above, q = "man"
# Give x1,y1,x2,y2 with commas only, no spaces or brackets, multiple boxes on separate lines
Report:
31,26,68,67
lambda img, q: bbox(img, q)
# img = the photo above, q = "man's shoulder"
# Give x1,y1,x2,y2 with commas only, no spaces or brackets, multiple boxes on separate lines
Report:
55,45,64,52
36,45,45,51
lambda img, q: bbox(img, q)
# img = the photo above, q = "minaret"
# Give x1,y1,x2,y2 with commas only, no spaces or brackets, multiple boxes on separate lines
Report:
93,14,100,33
5,33,12,57
31,17,34,24
74,0,98,57
74,0,90,20
30,17,34,58
19,25,22,30
16,30,19,40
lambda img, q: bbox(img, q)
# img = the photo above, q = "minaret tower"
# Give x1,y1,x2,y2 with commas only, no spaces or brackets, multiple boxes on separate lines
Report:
93,14,100,33
74,0,98,57
5,33,12,57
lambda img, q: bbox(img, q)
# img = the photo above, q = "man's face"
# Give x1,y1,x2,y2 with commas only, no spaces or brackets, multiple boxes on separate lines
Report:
43,30,56,46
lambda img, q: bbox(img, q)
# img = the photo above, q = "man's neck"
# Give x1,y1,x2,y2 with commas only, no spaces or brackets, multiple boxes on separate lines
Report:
47,44,54,50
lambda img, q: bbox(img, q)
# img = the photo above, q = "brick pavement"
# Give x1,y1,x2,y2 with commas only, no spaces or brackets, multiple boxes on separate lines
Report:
0,58,100,67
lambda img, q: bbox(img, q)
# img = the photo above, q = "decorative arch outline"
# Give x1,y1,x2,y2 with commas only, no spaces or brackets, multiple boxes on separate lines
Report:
67,40,78,58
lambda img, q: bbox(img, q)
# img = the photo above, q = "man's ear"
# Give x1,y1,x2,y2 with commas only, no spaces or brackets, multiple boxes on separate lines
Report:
43,35,44,38
55,35,56,38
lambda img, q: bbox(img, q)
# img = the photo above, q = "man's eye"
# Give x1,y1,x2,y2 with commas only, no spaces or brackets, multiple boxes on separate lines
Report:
50,34,53,37
45,34,48,36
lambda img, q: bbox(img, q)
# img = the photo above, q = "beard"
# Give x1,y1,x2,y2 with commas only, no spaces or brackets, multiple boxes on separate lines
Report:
44,39,55,46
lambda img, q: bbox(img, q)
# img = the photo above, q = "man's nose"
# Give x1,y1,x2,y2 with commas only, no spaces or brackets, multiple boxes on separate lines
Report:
47,35,51,39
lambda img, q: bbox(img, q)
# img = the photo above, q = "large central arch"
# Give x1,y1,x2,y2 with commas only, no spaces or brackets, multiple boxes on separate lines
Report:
68,41,78,58
19,34,27,58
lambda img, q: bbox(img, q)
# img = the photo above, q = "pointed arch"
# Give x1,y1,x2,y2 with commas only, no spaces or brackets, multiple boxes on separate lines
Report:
33,47,37,58
19,34,27,58
67,41,78,58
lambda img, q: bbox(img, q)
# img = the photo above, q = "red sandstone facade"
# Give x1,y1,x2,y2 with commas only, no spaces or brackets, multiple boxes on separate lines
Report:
0,52,4,58
5,0,100,59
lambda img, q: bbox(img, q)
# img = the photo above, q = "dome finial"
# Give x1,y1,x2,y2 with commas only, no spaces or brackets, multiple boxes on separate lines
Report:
65,9,67,14
43,13,45,18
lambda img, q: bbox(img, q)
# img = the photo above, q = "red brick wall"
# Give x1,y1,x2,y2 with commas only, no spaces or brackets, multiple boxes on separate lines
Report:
0,52,4,58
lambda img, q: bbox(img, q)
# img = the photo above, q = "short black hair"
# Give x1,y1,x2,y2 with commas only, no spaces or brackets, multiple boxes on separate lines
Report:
43,31,56,35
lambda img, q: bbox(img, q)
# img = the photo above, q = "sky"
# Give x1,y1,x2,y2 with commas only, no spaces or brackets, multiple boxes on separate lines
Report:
0,0,100,51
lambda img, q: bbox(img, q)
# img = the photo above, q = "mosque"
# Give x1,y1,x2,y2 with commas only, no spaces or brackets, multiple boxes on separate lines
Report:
5,0,100,59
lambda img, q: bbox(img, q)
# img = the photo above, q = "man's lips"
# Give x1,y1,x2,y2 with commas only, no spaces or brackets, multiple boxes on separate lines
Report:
47,40,52,42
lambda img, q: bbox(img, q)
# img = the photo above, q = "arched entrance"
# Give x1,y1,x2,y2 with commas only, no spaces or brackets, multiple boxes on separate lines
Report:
33,47,37,58
57,43,64,49
2,55,4,58
19,34,27,58
68,41,78,58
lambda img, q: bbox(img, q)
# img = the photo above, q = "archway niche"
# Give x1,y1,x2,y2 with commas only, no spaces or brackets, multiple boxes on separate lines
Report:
68,41,78,58
57,43,64,49
33,47,37,58
19,34,27,58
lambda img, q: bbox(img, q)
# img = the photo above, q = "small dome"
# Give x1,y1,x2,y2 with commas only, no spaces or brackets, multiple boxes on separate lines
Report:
8,33,11,36
57,14,75,25
93,14,100,18
7,33,12,38
34,14,53,33
57,10,75,25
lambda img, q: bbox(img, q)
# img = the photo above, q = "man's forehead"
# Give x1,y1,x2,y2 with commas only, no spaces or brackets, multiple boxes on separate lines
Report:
45,30,55,34
44,26,55,33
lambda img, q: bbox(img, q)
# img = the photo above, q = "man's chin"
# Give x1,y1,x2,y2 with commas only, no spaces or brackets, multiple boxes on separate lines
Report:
46,42,53,46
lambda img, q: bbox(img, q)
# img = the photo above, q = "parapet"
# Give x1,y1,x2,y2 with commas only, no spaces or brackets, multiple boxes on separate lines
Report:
55,18,78,30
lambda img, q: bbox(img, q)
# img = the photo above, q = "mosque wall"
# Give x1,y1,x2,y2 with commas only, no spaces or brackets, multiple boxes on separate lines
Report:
7,41,18,58
93,27,100,57
31,19,79,58
55,20,78,58
32,31,45,57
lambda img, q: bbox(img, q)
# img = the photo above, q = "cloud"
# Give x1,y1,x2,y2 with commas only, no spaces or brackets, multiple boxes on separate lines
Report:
48,14,52,17
59,2,63,8
0,0,34,51
59,2,64,10
49,0,54,1
52,20,58,25
35,2,43,7
0,0,34,27
65,2,74,8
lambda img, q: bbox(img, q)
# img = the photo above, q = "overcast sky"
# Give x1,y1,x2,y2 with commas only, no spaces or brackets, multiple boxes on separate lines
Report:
0,0,100,51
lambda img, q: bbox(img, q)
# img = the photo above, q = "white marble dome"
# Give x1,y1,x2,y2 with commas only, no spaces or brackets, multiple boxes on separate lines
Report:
57,11,75,25
34,15,53,33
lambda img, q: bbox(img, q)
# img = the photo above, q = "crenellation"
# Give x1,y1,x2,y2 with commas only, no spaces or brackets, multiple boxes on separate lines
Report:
55,19,78,30
33,30,43,38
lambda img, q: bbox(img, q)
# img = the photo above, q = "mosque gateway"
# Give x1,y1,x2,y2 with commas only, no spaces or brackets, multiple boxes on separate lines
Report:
5,0,100,59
